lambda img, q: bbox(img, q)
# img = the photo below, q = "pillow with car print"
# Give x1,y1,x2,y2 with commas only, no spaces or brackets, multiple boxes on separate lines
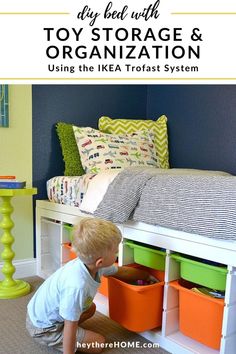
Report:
73,126,159,174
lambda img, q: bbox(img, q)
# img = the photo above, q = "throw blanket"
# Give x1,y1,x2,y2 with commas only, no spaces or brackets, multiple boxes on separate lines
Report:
94,167,236,240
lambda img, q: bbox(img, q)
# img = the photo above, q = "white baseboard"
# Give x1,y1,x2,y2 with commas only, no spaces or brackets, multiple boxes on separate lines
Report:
0,258,37,280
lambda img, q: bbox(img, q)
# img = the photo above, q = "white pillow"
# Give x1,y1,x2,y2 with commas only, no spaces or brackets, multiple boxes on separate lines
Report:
79,170,120,213
73,126,159,174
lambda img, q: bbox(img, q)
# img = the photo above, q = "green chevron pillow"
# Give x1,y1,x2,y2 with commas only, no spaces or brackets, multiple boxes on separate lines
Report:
98,115,169,169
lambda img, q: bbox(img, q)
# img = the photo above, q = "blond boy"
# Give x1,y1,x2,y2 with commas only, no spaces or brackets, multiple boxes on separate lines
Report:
26,218,150,354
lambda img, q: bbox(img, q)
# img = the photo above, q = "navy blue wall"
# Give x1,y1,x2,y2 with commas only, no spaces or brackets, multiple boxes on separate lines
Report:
32,85,148,200
147,85,236,174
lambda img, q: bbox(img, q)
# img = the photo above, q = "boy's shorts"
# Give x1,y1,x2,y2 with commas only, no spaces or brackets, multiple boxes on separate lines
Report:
26,312,85,352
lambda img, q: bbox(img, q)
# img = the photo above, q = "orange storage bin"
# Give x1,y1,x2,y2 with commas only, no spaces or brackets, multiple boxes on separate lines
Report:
98,276,109,297
172,280,224,350
108,275,164,332
98,262,118,297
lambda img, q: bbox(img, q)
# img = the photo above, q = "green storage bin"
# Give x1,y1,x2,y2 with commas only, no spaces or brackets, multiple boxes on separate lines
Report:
63,224,74,241
171,254,227,291
125,241,166,271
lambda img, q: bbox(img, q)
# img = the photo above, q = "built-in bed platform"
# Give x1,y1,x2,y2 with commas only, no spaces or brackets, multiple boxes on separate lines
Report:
36,200,236,354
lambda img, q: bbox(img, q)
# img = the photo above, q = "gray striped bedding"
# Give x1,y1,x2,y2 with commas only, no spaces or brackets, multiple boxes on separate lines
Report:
94,167,236,240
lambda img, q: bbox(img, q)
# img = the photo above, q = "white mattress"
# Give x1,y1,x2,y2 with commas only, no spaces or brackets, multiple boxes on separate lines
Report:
46,174,96,207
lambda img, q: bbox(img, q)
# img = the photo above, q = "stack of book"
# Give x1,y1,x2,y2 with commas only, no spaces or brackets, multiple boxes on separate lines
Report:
0,176,26,189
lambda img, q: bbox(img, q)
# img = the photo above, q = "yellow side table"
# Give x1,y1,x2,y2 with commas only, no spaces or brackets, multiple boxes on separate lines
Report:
0,188,37,299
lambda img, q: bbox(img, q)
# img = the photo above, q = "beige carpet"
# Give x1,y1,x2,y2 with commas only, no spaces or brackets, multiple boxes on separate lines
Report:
0,276,170,354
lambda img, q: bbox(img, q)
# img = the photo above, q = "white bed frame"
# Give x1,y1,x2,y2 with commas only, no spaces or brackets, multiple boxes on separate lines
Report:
36,200,236,354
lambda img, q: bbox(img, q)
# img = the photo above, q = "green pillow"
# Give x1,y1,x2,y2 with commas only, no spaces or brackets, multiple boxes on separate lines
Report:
98,115,169,169
56,122,85,176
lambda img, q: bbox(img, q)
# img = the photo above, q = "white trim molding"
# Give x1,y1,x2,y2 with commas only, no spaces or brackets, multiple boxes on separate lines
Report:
0,258,37,280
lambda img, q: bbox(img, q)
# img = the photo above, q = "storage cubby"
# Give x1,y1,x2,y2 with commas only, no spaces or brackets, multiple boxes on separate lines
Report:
170,280,224,350
162,253,236,354
39,219,62,278
167,252,227,351
36,200,236,354
37,219,76,276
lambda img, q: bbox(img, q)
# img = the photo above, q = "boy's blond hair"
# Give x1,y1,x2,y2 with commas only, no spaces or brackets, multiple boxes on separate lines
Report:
72,217,122,264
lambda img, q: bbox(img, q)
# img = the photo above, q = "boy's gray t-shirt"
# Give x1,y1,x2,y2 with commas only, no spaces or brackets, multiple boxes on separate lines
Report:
27,258,117,328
